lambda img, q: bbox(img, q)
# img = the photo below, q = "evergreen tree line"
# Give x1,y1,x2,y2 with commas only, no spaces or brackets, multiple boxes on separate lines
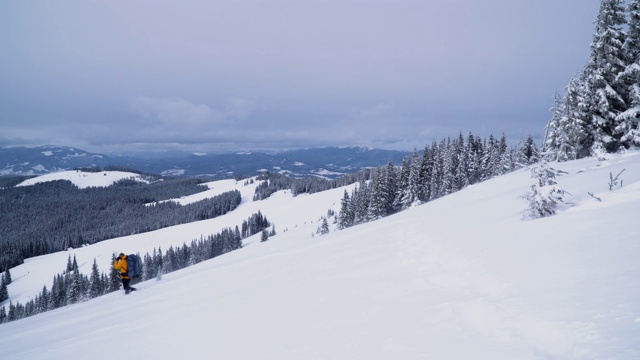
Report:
252,168,375,201
72,165,150,175
0,175,33,188
0,212,271,325
337,133,539,228
545,0,640,160
0,176,242,272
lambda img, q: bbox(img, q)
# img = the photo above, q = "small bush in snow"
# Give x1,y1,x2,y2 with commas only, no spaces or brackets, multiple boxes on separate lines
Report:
522,161,569,220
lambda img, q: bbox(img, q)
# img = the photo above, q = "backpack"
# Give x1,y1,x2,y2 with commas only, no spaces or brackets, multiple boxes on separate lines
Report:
127,254,142,279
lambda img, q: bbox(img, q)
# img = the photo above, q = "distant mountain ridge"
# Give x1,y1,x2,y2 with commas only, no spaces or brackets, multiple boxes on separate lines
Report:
0,145,410,179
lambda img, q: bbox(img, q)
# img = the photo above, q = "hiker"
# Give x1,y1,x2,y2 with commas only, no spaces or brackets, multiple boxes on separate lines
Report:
114,253,137,294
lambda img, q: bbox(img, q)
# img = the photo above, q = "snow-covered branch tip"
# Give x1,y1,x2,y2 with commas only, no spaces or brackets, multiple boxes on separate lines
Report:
608,169,625,190
588,192,602,202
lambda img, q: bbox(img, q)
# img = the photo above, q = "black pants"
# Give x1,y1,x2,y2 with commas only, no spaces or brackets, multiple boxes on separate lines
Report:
122,278,136,293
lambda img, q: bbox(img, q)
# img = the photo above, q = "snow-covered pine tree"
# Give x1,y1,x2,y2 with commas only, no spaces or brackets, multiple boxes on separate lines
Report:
67,267,83,304
522,161,569,219
108,253,121,292
2,268,11,285
0,278,8,302
384,160,399,215
616,0,640,148
465,133,481,184
565,76,592,159
369,168,386,219
397,154,412,209
517,135,541,166
586,0,628,153
337,190,354,229
319,217,330,235
429,141,444,200
89,258,103,298
356,180,372,223
405,148,423,208
369,163,398,219
66,254,73,273
543,92,564,159
142,252,154,281
481,135,498,180
454,133,470,191
496,133,512,175
49,274,67,309
418,142,434,201
73,255,78,270
440,138,455,195
36,285,50,313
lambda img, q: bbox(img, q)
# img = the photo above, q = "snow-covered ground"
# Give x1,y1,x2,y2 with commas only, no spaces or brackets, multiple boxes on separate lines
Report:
16,170,149,189
1,152,639,359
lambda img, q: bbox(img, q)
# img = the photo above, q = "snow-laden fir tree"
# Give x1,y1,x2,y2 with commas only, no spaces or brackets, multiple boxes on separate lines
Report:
516,134,541,166
2,268,11,285
396,154,412,209
566,76,592,159
338,190,354,229
108,253,122,292
319,217,330,235
0,278,8,302
454,133,471,191
36,285,49,313
67,267,84,304
89,258,104,298
369,162,398,219
418,142,434,201
544,0,640,158
616,0,640,148
522,161,569,220
49,274,67,309
586,0,628,153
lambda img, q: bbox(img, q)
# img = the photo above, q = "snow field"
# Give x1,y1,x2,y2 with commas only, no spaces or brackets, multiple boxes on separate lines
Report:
1,152,639,359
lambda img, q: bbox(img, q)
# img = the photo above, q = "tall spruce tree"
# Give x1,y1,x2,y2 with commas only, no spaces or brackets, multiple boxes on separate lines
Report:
108,254,121,292
2,268,11,285
338,190,354,229
617,0,640,148
0,278,8,303
586,0,628,153
405,148,423,208
67,267,83,304
89,258,104,298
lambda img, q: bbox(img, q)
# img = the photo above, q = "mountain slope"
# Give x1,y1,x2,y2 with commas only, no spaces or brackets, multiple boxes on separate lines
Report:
0,152,639,359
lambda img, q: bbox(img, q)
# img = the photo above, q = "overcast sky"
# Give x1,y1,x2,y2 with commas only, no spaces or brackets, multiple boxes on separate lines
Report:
1,0,601,154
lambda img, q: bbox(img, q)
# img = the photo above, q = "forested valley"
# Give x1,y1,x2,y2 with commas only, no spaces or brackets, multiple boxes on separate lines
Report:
0,176,241,272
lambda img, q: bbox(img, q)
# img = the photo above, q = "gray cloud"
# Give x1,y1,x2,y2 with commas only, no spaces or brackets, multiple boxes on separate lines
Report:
0,0,601,153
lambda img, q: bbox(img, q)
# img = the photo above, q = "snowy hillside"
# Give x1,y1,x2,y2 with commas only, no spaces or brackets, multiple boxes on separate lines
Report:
16,170,148,189
1,152,639,359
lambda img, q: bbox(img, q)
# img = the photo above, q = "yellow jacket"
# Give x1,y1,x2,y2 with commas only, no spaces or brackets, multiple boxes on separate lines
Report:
114,256,130,279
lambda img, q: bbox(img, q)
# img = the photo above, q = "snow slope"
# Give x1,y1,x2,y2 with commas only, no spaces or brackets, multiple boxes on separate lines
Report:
1,153,639,359
16,170,148,189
